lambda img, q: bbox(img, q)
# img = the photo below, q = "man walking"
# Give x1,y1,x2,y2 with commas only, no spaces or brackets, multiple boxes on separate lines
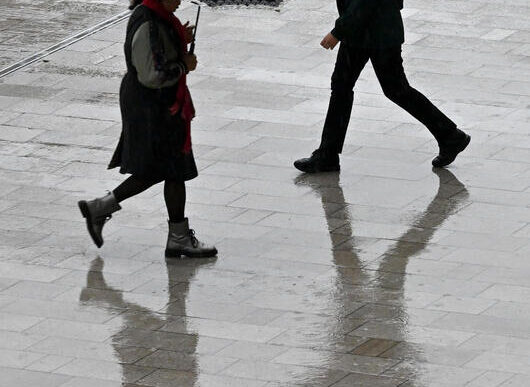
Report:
294,0,470,173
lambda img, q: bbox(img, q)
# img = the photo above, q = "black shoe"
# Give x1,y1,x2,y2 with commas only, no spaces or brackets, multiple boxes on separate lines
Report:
432,132,471,168
294,149,340,173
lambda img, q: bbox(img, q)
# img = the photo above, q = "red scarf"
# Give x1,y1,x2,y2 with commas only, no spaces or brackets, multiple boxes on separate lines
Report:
142,0,195,154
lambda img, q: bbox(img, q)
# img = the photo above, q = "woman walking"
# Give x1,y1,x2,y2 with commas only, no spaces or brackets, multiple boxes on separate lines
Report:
78,0,217,258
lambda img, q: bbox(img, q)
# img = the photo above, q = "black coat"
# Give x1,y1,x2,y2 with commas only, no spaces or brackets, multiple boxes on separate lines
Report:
108,5,198,182
332,0,404,48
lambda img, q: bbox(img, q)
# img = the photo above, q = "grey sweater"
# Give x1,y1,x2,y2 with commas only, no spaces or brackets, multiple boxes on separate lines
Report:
131,21,187,89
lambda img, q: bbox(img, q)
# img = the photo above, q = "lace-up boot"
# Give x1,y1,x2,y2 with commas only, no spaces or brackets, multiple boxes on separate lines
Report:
78,192,121,248
165,218,217,258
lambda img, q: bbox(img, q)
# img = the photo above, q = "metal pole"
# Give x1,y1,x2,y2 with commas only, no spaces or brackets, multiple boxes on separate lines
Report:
189,1,201,54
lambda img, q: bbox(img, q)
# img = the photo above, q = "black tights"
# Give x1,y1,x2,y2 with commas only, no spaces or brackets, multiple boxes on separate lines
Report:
112,175,186,223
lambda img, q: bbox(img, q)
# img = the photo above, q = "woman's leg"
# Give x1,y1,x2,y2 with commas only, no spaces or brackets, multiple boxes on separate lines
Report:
113,175,162,203
164,180,217,258
80,175,160,248
164,180,186,222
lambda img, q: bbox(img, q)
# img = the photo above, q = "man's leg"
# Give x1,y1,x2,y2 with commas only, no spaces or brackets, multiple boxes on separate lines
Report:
371,47,470,166
294,44,369,173
319,44,370,154
371,47,458,140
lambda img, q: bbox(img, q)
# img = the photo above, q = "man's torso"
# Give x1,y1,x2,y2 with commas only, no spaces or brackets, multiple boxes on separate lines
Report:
337,0,405,48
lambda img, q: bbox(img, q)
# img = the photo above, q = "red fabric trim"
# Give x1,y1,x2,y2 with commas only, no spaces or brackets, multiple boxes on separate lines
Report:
142,0,194,154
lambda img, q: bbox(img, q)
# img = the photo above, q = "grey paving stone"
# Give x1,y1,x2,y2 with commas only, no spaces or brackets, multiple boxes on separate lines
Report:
0,366,71,387
0,0,529,385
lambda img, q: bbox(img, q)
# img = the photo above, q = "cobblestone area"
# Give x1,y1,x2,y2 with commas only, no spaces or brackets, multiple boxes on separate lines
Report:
0,0,529,386
0,0,123,68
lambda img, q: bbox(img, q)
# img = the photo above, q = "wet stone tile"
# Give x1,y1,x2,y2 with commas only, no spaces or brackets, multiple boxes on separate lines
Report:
383,361,484,386
380,342,480,367
0,0,529,385
0,366,71,387
24,354,74,373
351,338,400,357
268,330,367,354
465,371,514,387
0,312,43,332
195,373,268,387
55,358,154,383
216,341,288,361
0,280,72,300
0,330,45,351
350,321,475,347
136,349,197,371
465,352,530,376
59,378,125,387
331,373,404,387
221,359,347,385
272,348,399,375
0,348,45,369
137,369,197,387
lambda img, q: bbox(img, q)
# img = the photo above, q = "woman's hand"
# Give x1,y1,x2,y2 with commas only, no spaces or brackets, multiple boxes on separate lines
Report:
182,53,197,72
321,32,339,50
183,21,195,44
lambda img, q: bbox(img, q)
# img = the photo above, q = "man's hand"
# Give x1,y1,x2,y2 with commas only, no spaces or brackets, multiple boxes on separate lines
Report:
182,53,197,72
183,21,195,45
320,32,339,50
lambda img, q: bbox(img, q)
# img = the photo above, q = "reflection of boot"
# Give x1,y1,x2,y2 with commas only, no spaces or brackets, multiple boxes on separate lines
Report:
78,192,121,248
432,129,471,168
165,219,217,258
79,257,123,305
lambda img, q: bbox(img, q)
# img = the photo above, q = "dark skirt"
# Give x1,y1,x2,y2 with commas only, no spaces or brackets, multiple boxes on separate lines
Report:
108,72,198,182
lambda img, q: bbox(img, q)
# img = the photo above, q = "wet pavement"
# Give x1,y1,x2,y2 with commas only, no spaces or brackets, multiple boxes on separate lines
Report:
0,0,530,386
0,0,124,69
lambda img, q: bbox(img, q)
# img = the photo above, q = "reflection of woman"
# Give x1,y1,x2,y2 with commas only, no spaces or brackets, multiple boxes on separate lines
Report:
78,0,216,258
80,257,212,384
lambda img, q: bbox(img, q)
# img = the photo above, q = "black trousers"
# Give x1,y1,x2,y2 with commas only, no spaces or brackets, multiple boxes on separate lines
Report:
320,44,458,153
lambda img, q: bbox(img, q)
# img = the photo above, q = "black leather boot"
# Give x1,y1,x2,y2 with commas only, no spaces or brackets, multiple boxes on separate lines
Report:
432,130,471,168
165,219,217,258
294,149,340,173
78,192,121,248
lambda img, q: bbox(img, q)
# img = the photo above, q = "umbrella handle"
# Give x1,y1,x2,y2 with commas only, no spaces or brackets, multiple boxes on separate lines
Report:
189,2,201,55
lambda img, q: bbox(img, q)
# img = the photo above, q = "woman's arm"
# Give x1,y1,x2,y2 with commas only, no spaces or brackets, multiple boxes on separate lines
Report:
131,22,187,89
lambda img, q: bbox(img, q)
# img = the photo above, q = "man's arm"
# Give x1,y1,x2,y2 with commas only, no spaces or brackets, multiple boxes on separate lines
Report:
331,0,383,41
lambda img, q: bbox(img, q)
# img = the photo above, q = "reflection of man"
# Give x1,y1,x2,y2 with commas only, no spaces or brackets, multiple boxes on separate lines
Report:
294,0,470,173
296,169,469,384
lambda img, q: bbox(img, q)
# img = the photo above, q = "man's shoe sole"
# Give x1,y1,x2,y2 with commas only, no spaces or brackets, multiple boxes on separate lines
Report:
294,163,340,173
432,134,471,168
165,248,218,258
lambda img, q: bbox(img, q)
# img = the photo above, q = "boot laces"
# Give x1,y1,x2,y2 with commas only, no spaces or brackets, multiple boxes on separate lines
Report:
189,229,199,248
